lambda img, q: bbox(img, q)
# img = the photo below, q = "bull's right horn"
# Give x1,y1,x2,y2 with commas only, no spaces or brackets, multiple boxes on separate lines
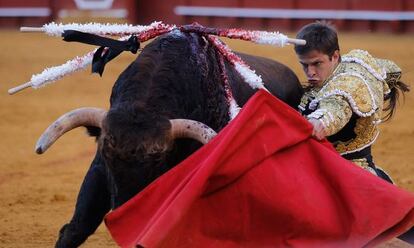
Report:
36,107,107,154
170,119,217,145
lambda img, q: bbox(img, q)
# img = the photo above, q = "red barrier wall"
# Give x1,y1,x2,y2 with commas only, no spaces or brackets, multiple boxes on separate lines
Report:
241,0,294,30
0,0,50,27
187,0,241,28
293,0,348,31
348,0,403,32
0,0,135,28
1,0,413,32
147,0,414,33
404,0,414,32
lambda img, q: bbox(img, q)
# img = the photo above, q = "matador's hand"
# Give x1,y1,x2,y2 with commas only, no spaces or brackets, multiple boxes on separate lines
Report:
308,118,326,140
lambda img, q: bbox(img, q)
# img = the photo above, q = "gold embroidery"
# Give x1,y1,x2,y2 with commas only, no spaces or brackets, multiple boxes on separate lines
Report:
321,72,378,114
376,58,402,75
343,50,385,75
334,116,378,154
300,49,402,155
317,95,352,136
299,92,310,111
305,50,385,154
376,58,401,92
298,88,318,113
351,158,377,175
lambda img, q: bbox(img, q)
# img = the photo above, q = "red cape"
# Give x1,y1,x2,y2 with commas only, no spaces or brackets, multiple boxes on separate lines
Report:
105,90,414,248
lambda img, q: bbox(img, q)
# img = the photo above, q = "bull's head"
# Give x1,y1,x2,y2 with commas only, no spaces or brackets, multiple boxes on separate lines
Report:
35,106,216,206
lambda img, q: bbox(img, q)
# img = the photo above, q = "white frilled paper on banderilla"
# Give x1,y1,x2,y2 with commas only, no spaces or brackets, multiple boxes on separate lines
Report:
9,21,304,95
8,21,175,95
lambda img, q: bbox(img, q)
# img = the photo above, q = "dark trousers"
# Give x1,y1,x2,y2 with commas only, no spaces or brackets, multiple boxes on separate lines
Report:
399,226,414,244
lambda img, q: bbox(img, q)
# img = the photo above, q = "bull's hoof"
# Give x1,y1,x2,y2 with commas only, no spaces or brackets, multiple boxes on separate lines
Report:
55,223,88,248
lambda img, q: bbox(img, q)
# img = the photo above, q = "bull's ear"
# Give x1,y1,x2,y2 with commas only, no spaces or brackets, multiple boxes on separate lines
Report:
86,126,101,138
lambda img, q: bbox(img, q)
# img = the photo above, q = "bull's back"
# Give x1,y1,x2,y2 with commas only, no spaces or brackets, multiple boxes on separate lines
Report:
110,32,302,111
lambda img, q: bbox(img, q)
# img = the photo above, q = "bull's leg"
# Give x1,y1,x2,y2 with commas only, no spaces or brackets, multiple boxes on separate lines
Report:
55,152,111,248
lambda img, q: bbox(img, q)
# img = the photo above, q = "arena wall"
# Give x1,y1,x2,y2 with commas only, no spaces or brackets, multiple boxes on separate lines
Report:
0,0,413,32
0,0,137,27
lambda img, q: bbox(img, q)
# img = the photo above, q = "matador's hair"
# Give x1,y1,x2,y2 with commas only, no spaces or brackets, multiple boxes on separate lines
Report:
294,21,340,59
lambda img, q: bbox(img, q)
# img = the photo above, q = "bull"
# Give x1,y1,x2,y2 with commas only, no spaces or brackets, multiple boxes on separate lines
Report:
36,30,303,247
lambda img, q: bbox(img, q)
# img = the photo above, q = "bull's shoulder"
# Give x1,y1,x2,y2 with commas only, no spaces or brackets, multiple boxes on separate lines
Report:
237,52,293,73
233,52,303,108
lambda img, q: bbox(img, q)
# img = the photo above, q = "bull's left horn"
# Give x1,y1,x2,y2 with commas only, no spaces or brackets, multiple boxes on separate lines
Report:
170,119,217,145
36,107,107,154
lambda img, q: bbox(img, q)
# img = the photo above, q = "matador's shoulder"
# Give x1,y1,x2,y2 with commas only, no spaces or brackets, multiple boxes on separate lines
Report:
342,49,386,80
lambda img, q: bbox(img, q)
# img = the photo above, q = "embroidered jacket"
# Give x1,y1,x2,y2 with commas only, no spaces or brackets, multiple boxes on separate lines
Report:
299,49,401,160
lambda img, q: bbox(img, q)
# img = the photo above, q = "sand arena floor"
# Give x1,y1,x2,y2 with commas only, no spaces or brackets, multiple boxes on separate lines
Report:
0,30,413,247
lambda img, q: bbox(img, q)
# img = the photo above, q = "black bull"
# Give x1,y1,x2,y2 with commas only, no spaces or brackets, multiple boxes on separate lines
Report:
46,31,303,247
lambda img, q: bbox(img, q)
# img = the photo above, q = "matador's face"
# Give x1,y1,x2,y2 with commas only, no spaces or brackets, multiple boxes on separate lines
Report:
297,49,340,87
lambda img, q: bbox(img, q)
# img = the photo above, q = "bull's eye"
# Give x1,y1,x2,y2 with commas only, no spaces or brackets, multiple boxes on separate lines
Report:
99,135,119,160
143,140,171,155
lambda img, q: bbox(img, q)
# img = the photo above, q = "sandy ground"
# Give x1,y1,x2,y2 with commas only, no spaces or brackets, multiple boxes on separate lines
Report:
0,29,413,247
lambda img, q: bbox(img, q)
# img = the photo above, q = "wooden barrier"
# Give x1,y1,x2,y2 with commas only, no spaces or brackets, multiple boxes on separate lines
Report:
293,0,348,31
0,0,135,28
187,0,241,28
348,0,403,32
404,0,414,32
0,0,51,27
1,0,414,32
240,0,294,31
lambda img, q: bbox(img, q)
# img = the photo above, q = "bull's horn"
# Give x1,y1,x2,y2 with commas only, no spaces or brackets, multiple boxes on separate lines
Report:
36,107,107,154
170,119,217,144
